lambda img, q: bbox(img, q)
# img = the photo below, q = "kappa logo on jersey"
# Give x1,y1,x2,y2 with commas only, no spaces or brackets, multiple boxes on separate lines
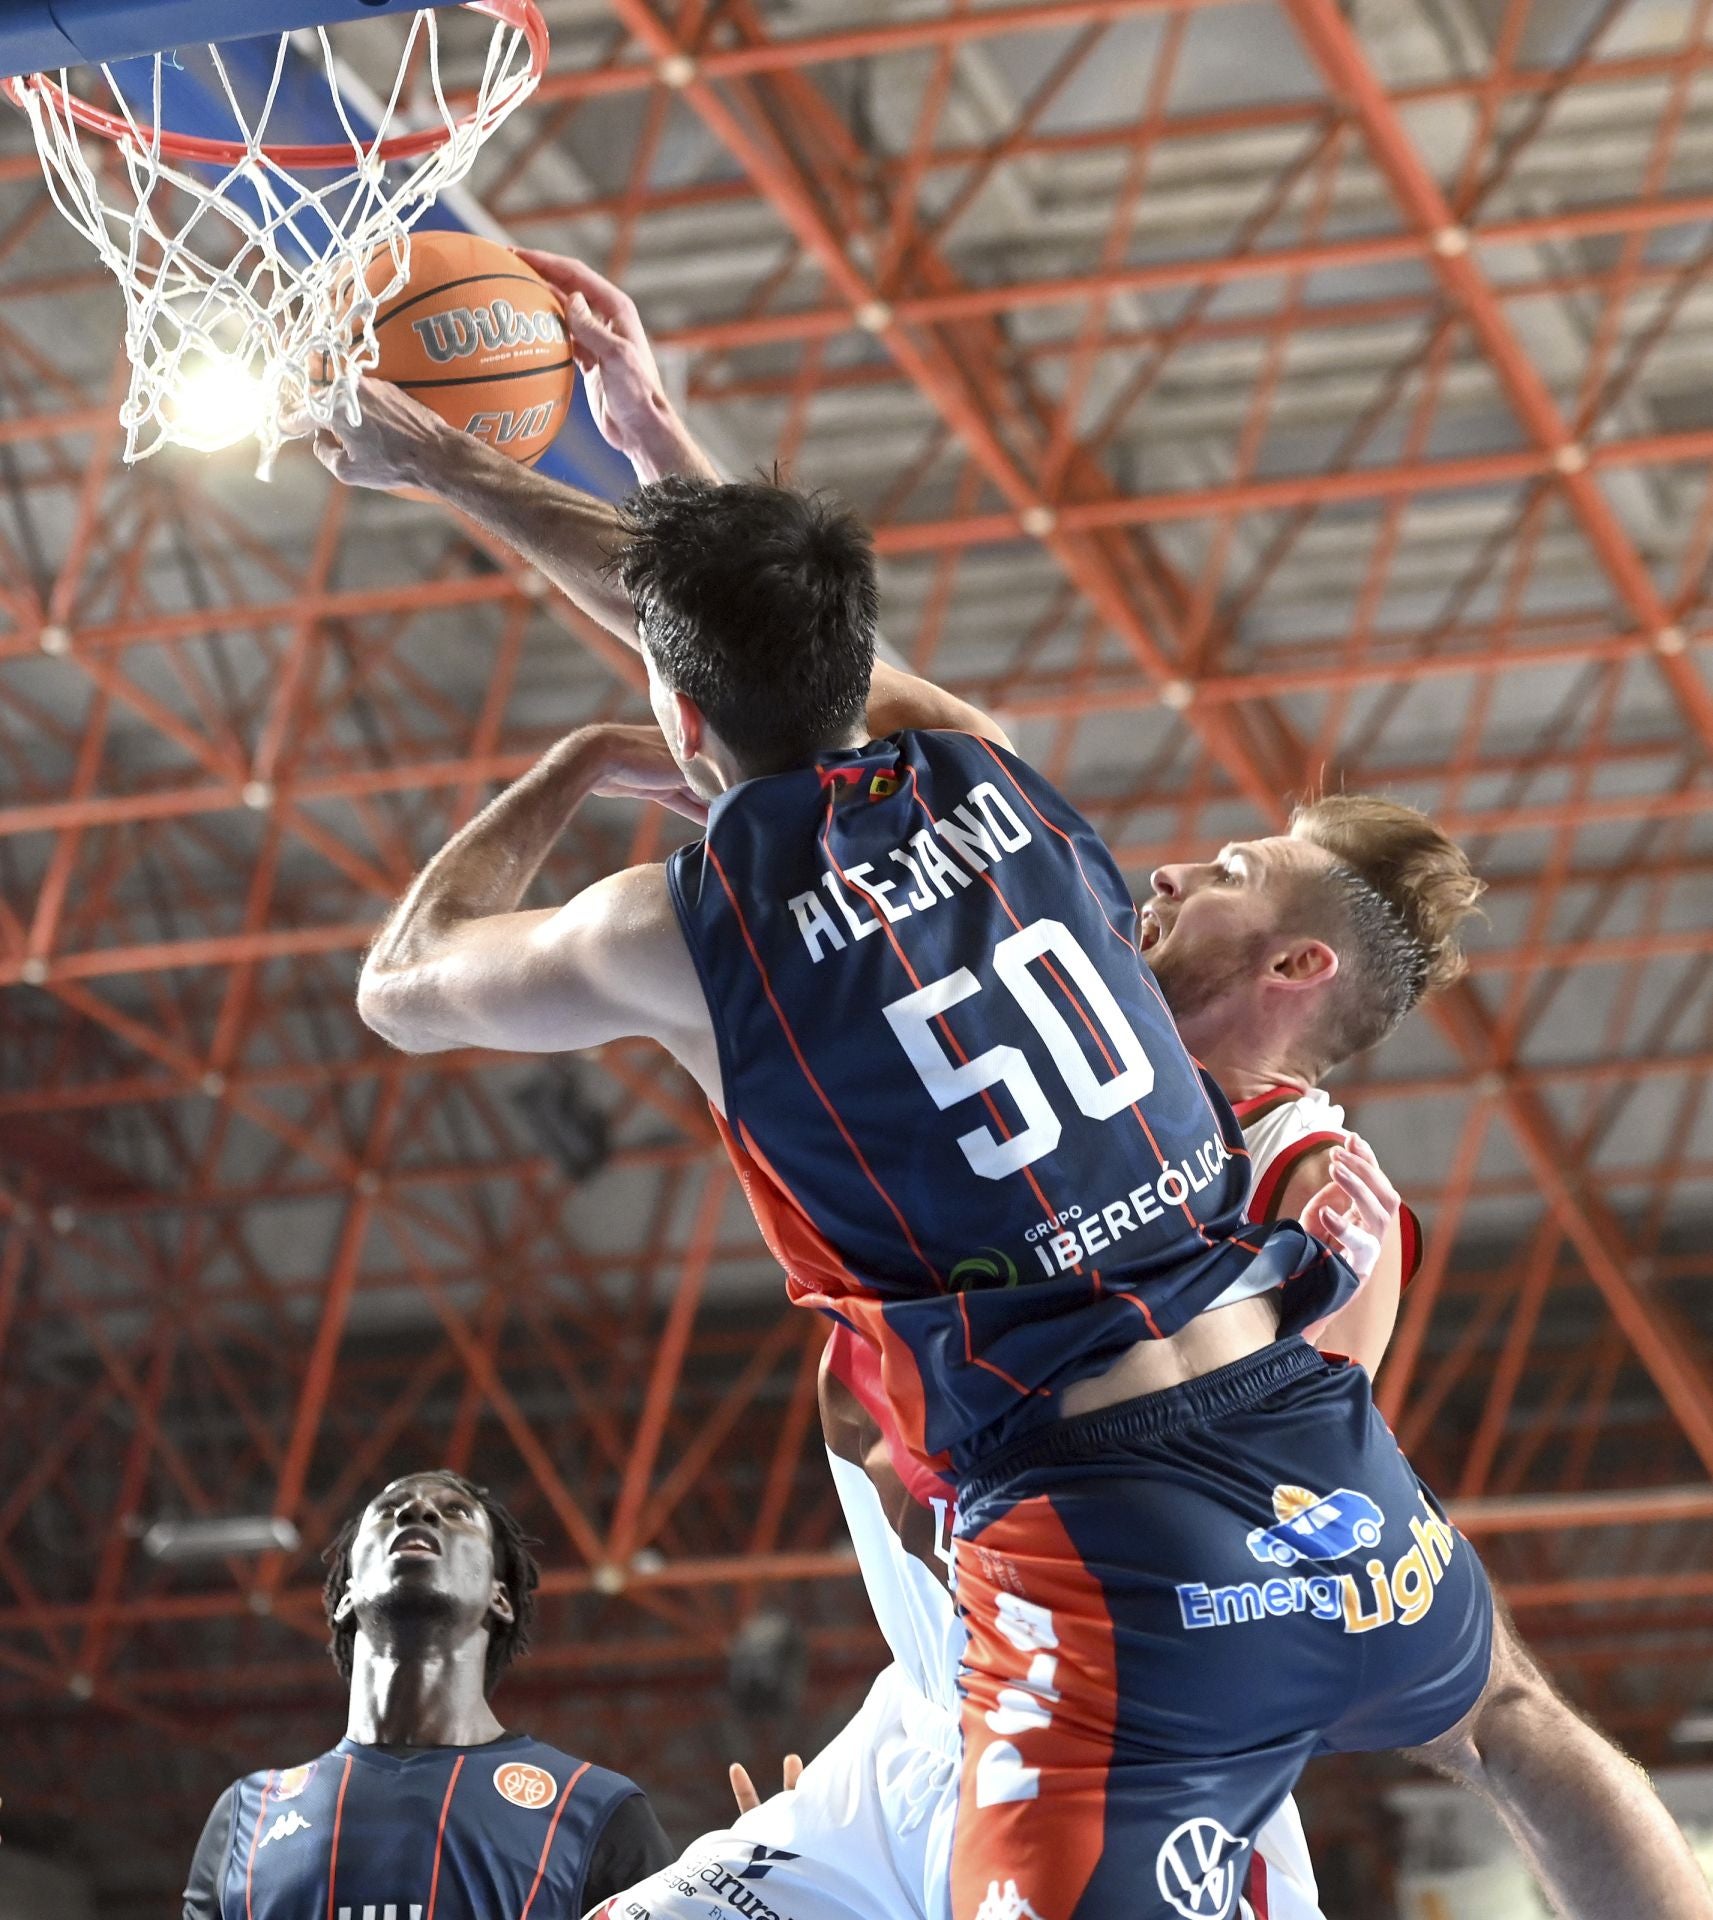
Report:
493,1759,557,1809
1176,1490,1459,1636
735,1845,800,1880
270,1761,316,1800
972,1881,1048,1920
256,1809,312,1850
1156,1817,1246,1920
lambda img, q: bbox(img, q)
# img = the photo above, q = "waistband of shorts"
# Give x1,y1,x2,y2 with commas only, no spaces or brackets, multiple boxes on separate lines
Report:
959,1336,1324,1505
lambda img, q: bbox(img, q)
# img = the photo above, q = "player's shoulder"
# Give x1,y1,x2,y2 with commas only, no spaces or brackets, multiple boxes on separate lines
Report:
1236,1084,1349,1220
232,1752,333,1800
502,1734,643,1799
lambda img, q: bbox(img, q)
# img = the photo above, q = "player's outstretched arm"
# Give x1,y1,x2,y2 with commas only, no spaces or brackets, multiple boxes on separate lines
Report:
516,253,1014,750
302,376,639,644
516,251,720,487
357,724,719,1095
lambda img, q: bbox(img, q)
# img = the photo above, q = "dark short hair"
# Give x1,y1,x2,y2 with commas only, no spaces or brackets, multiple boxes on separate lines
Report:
615,474,878,772
320,1471,540,1694
1288,792,1486,1067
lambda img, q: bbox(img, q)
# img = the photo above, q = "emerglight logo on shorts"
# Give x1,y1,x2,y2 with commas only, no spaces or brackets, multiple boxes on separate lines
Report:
1244,1484,1384,1566
1176,1487,1458,1634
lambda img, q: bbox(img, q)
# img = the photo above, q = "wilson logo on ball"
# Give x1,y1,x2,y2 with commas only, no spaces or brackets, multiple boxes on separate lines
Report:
411,301,567,364
493,1761,558,1810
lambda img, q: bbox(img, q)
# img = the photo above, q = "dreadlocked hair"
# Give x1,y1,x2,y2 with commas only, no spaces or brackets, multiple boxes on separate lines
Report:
321,1471,541,1694
1287,791,1486,1066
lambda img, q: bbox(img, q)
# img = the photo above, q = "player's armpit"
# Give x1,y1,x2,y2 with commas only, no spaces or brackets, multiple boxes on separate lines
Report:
865,661,1013,750
358,865,721,1099
1278,1144,1404,1372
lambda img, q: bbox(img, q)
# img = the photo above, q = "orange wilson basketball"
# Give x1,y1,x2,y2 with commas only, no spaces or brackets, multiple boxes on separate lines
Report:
367,231,575,466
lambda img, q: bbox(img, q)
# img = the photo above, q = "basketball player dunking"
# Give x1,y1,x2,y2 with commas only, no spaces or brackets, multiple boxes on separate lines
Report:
304,276,1713,1920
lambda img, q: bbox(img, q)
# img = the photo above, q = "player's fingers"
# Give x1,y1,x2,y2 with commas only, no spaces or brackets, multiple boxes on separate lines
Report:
1330,1151,1389,1229
782,1754,804,1792
1343,1134,1398,1205
564,293,627,359
516,248,614,305
520,251,646,337
728,1762,759,1814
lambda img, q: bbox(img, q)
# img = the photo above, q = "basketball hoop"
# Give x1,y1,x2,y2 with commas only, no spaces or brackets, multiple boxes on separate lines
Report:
3,1,549,472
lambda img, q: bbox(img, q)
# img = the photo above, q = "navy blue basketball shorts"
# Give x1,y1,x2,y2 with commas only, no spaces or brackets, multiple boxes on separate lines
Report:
948,1338,1493,1920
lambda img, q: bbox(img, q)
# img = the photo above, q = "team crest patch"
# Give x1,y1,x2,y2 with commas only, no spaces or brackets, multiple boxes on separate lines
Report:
271,1762,317,1801
494,1760,557,1809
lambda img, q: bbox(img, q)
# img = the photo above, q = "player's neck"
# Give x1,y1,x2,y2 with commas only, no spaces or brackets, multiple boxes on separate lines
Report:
1188,1023,1315,1106
345,1635,507,1749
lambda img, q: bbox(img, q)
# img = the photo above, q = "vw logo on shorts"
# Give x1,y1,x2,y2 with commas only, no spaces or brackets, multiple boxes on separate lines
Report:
1155,1816,1246,1920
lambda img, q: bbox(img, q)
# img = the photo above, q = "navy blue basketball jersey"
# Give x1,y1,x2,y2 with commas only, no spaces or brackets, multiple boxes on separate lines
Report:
667,731,1355,1468
187,1733,643,1920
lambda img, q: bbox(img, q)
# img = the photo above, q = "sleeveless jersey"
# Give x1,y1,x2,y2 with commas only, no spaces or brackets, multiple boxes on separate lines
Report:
199,1734,639,1920
668,730,1356,1467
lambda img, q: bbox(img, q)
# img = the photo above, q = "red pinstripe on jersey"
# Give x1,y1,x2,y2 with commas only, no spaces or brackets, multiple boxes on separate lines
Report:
815,793,1073,1264
424,1753,464,1920
714,1108,958,1463
705,838,946,1292
323,1754,353,1920
974,738,1256,1184
242,1775,275,1920
519,1760,591,1920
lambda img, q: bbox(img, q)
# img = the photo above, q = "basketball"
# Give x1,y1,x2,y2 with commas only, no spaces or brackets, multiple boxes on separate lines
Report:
365,231,575,466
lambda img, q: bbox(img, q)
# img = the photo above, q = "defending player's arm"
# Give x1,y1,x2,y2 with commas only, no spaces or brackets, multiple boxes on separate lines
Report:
356,724,717,1093
1284,1137,1404,1373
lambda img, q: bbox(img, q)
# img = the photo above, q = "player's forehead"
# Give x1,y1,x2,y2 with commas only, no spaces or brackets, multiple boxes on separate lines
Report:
1213,835,1332,882
366,1473,488,1523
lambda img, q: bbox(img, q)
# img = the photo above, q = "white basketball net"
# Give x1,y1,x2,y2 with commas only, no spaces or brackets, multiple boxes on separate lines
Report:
12,9,542,473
